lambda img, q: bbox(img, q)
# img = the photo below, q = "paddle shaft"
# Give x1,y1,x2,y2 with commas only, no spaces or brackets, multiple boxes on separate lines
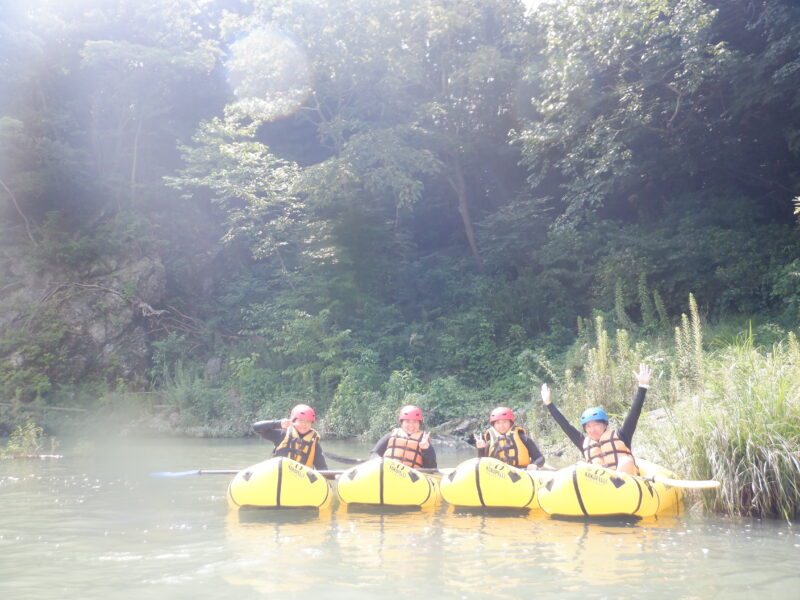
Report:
578,461,720,490
324,451,365,465
153,467,445,479
644,475,720,489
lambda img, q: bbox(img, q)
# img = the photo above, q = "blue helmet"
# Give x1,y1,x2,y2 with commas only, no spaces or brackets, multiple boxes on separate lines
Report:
580,406,608,427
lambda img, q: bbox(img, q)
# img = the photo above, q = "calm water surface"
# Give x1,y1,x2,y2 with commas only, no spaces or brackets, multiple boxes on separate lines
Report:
1,437,798,599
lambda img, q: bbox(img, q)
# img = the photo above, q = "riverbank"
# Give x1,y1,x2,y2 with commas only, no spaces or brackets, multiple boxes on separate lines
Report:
3,303,799,519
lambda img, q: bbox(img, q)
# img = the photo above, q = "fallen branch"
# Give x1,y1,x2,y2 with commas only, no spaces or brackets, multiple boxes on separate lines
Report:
1,454,64,460
0,402,87,412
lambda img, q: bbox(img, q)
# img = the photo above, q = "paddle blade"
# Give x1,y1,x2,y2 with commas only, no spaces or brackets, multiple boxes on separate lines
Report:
150,470,202,478
651,475,721,489
150,469,241,478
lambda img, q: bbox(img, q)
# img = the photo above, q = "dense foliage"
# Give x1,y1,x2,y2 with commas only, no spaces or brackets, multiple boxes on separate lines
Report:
1,0,799,470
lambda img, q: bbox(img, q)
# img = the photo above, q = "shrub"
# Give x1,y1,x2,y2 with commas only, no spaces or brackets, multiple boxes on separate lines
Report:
324,352,384,437
0,419,58,458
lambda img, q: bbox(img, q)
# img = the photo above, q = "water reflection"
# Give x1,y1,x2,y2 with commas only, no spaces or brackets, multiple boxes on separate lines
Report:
221,501,698,599
224,504,444,596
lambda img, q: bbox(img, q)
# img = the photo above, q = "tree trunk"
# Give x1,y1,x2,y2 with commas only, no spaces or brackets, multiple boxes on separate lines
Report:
0,177,38,247
446,155,483,270
130,116,143,207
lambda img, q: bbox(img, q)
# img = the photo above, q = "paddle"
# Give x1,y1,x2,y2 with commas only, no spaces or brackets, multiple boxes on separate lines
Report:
151,466,445,479
151,469,241,478
324,451,366,465
152,468,344,479
642,474,720,489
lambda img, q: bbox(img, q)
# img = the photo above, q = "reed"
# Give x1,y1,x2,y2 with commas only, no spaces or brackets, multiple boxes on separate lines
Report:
614,280,635,331
652,289,670,330
561,315,653,423
672,293,704,395
653,333,800,519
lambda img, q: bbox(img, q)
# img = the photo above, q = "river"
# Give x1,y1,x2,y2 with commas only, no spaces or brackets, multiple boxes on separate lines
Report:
1,437,798,599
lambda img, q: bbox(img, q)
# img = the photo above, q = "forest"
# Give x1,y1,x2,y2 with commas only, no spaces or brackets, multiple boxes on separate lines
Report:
1,0,799,516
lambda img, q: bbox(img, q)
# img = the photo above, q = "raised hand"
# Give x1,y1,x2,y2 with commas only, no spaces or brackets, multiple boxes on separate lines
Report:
541,383,552,405
635,363,652,387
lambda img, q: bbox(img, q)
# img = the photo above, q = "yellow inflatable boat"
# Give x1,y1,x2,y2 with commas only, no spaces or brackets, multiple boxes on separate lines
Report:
227,457,332,509
336,457,441,508
440,457,541,508
535,459,682,518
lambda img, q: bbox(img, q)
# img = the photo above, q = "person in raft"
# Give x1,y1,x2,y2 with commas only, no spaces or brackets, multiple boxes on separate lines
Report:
475,406,546,470
370,404,437,469
252,403,328,470
541,363,652,475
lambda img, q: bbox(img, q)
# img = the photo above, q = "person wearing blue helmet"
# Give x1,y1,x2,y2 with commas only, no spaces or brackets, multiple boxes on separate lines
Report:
541,363,652,475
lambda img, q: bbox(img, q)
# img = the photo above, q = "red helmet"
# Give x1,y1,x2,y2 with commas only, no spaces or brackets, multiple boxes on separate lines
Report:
490,406,515,423
398,405,423,421
290,404,316,422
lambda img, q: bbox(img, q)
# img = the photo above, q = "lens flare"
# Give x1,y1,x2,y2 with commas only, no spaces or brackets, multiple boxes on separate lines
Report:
225,27,312,121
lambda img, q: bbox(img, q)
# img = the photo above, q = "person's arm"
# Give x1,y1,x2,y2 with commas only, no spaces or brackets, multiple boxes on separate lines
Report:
617,364,652,447
421,443,437,469
252,420,286,446
541,384,585,450
370,433,391,458
417,432,437,468
313,442,328,470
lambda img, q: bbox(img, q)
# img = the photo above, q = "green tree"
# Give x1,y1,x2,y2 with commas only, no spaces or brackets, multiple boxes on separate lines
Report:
516,0,800,225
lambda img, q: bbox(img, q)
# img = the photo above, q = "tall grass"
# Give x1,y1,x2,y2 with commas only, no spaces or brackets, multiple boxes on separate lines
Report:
560,296,800,519
653,333,800,520
561,315,655,422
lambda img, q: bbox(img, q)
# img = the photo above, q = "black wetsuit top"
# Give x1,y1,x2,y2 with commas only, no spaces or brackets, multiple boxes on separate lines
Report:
546,386,648,453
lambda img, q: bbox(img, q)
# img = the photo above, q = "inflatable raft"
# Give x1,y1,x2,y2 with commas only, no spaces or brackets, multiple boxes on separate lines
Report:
336,457,441,508
440,457,541,508
227,457,332,509
535,459,682,518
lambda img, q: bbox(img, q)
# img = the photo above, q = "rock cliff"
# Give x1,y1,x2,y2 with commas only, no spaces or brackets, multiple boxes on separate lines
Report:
0,243,166,400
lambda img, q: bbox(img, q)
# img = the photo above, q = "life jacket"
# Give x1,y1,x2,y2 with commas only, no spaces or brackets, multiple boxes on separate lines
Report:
274,426,319,467
485,426,531,468
582,427,636,471
384,428,426,469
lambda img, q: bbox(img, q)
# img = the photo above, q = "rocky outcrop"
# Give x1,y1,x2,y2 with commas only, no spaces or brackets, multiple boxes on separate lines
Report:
0,246,166,398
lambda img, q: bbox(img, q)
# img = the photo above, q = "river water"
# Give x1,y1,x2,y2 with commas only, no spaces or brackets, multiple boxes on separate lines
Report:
1,437,798,599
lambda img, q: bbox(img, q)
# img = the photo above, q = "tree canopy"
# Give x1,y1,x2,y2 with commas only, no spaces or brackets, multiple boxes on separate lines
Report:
1,0,800,431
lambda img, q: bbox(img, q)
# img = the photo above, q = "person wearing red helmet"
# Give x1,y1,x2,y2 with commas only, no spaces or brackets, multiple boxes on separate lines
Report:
370,405,437,469
475,406,545,470
252,403,328,469
541,363,652,475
